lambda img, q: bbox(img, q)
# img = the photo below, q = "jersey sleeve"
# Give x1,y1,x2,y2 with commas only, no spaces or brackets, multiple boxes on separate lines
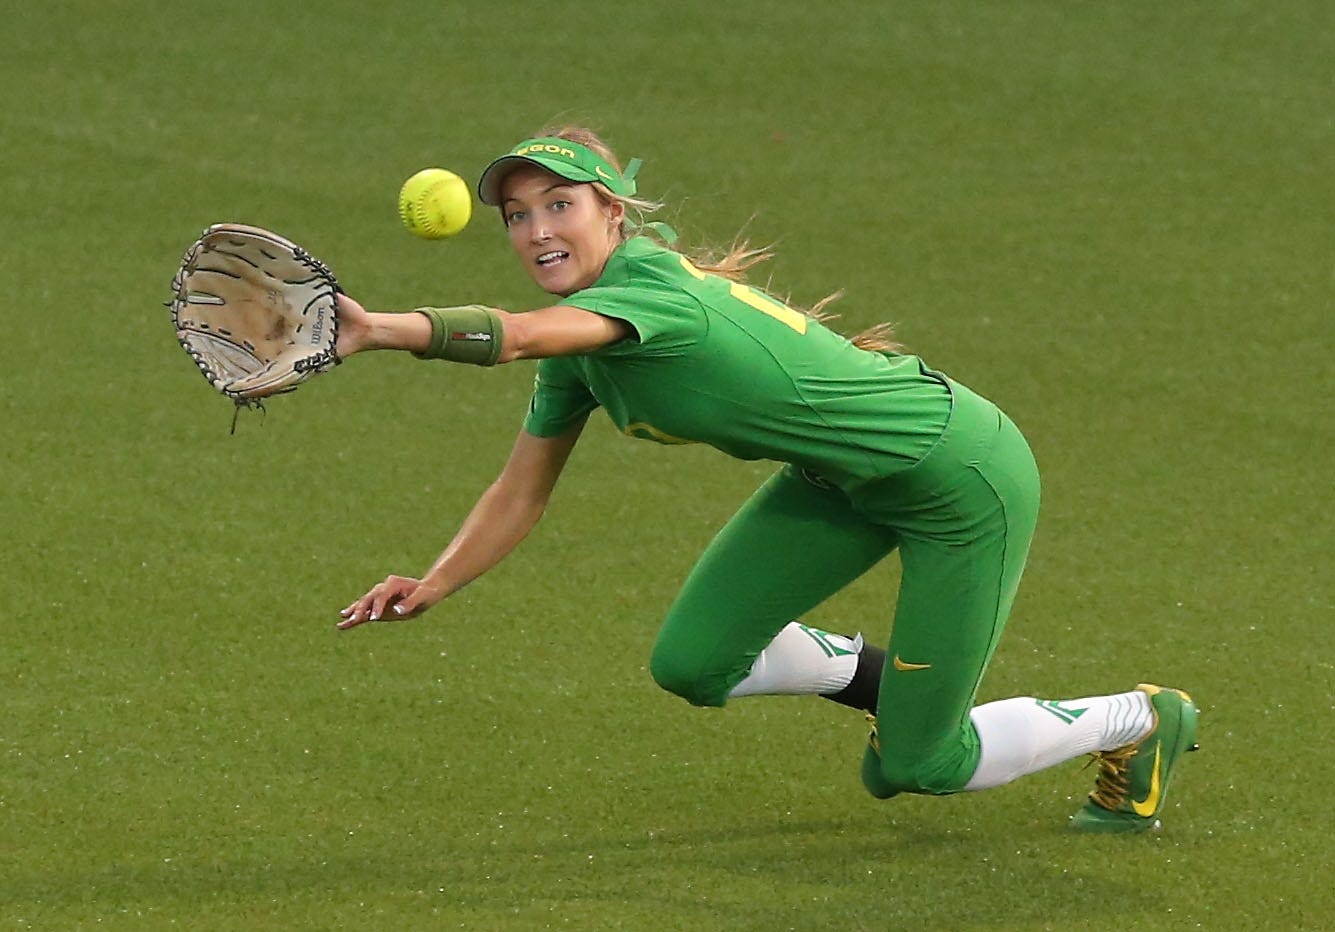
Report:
523,357,599,437
559,242,702,355
561,285,684,347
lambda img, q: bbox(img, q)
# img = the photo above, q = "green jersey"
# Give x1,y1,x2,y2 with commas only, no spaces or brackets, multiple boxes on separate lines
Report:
524,237,952,493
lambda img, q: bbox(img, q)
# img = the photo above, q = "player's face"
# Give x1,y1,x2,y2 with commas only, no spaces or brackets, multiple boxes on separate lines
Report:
500,165,624,297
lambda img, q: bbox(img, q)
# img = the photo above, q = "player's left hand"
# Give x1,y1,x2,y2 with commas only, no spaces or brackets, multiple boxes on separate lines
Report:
337,574,443,630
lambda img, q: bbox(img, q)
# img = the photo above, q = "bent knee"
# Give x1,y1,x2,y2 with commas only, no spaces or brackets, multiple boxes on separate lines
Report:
879,746,975,796
649,643,731,708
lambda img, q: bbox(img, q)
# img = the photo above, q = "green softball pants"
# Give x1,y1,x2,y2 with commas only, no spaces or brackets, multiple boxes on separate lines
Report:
648,380,1040,795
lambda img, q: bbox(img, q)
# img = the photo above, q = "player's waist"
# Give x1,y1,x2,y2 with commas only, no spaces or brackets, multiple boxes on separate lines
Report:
873,379,1004,497
803,378,1000,497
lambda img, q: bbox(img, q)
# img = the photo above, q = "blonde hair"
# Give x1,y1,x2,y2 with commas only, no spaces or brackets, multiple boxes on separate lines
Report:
534,125,901,353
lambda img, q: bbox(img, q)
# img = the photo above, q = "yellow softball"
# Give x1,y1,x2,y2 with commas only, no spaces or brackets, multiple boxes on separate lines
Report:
398,168,472,239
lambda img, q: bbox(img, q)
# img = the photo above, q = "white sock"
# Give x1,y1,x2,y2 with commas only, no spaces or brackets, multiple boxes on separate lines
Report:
728,622,861,699
962,690,1155,791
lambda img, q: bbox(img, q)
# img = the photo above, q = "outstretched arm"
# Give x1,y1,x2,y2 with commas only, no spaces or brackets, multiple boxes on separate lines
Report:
334,294,631,361
337,417,587,629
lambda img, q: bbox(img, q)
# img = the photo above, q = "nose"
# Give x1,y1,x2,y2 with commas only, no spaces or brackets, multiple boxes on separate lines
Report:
529,219,551,244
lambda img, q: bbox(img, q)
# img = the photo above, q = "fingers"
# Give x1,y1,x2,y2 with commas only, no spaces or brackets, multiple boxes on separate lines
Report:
337,575,425,630
393,581,446,621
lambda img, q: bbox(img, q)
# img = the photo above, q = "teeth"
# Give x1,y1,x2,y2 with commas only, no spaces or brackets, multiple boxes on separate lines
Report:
537,251,568,265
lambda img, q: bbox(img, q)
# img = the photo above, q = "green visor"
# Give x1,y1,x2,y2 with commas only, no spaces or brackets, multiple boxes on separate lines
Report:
476,137,641,206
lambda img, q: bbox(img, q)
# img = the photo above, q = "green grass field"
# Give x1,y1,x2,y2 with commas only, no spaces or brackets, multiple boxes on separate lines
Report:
2,2,1331,928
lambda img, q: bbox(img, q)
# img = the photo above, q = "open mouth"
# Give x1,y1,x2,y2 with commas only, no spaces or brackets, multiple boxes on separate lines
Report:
536,250,569,268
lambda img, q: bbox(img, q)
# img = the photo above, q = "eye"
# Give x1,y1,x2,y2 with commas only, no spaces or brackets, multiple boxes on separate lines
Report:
551,199,571,212
506,209,527,224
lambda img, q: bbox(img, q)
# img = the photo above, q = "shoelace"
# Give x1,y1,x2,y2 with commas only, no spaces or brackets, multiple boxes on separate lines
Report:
1085,745,1136,809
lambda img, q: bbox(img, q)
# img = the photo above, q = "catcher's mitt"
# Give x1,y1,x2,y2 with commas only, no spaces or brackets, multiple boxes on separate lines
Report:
170,223,341,405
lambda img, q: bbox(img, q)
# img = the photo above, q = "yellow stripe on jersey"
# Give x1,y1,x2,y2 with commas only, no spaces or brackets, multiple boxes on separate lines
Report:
678,256,808,334
623,421,696,445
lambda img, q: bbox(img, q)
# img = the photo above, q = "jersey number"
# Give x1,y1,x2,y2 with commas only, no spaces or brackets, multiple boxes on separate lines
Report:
679,257,807,334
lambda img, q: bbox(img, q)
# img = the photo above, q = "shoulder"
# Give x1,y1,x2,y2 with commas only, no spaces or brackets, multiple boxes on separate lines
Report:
579,236,686,292
569,236,714,310
562,237,707,349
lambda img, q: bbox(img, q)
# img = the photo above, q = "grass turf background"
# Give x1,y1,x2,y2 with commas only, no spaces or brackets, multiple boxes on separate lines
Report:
2,1,1331,928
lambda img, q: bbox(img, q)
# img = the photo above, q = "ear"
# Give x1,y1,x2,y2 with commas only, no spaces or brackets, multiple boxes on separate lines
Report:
604,197,626,228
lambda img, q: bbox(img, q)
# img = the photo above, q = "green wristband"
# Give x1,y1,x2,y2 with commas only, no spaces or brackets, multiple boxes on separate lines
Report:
413,305,505,366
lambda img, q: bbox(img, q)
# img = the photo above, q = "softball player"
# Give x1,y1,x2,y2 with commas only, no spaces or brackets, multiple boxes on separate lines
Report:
335,128,1197,832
